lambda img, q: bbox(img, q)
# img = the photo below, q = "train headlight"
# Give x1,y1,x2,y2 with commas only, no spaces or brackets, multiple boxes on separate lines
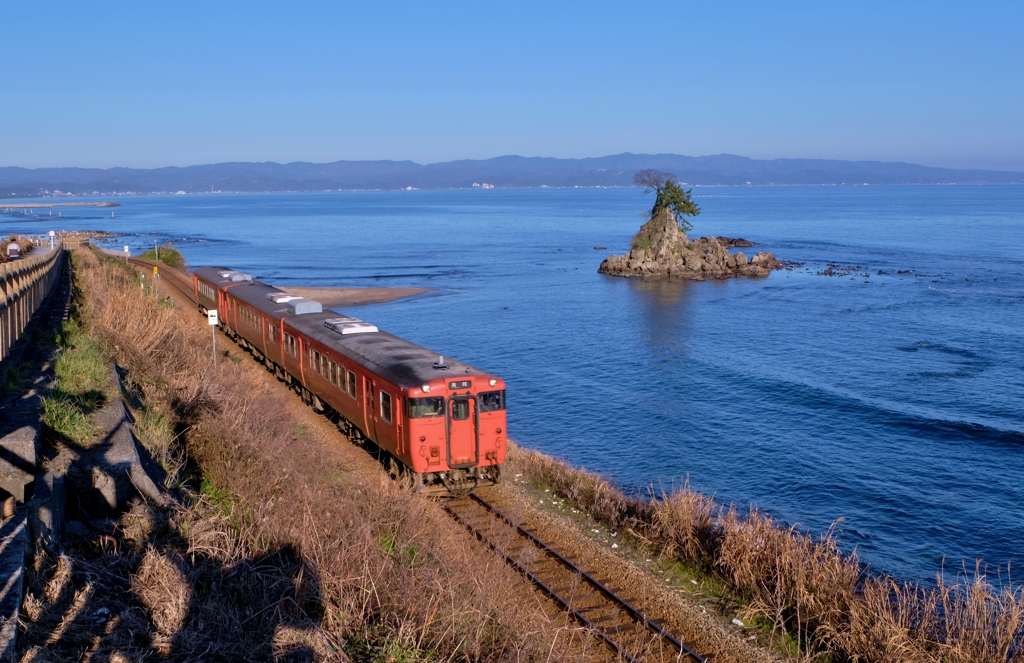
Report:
489,379,497,386
422,384,431,392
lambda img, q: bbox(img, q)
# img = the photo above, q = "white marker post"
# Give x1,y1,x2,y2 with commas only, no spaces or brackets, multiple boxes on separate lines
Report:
208,309,219,367
124,245,130,263
48,230,55,250
153,265,159,299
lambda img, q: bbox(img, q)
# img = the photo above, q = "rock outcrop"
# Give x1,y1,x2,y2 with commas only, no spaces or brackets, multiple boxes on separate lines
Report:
598,208,782,279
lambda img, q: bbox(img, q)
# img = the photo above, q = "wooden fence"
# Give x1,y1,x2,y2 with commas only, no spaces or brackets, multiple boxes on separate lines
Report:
0,243,66,362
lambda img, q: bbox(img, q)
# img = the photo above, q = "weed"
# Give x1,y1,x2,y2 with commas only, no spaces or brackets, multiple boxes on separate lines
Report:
136,242,186,271
508,442,1024,662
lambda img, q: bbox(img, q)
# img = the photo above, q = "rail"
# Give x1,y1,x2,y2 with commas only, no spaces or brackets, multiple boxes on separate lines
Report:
445,494,705,663
126,257,197,304
0,243,66,362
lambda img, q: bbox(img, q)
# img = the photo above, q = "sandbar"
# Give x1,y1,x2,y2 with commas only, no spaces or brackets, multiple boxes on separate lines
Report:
280,286,429,308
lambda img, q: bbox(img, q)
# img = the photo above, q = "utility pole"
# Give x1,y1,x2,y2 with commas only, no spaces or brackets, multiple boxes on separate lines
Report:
208,310,219,367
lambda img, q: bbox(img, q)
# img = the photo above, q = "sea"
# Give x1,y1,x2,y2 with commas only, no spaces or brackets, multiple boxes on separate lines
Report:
4,185,1023,584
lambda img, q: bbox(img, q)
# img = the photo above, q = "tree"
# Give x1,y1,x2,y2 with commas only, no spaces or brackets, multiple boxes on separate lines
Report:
633,169,701,233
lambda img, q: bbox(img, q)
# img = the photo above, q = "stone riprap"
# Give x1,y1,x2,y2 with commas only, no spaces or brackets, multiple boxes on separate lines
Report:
598,208,782,279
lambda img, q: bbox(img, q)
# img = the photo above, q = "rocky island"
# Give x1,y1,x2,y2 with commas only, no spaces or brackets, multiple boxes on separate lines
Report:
599,170,783,280
598,206,782,279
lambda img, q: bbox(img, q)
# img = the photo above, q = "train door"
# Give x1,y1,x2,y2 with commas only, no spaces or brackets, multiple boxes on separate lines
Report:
364,377,378,441
446,396,478,468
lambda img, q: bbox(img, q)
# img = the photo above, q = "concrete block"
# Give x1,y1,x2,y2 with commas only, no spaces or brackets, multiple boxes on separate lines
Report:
0,425,38,503
0,508,29,662
28,472,64,548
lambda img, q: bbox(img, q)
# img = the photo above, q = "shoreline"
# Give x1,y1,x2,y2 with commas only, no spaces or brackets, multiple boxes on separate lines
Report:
279,285,430,308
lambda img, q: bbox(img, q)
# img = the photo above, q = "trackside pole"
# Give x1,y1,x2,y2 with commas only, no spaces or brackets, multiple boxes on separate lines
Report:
208,309,219,368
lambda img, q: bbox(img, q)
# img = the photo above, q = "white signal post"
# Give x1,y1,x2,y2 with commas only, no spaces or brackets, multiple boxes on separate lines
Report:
153,265,159,299
208,309,219,367
48,230,55,250
124,245,130,263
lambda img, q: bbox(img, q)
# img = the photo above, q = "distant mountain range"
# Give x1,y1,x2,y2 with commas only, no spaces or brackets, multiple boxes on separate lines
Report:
2,153,1022,196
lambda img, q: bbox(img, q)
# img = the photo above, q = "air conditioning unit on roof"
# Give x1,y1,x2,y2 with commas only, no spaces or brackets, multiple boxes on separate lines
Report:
266,292,302,304
286,298,322,315
324,317,378,335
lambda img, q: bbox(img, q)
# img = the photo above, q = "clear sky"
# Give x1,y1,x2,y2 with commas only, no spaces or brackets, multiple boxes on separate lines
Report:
2,1,1022,170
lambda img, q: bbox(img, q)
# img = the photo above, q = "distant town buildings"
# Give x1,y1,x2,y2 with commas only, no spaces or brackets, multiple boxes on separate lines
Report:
471,182,494,189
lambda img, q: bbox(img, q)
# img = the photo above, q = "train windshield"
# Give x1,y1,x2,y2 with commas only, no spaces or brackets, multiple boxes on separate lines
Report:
407,396,444,418
479,390,505,412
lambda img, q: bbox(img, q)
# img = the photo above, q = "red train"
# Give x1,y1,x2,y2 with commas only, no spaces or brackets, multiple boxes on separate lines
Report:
193,266,506,495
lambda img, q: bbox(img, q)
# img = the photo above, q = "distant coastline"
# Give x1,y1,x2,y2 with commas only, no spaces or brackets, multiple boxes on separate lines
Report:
2,152,1022,198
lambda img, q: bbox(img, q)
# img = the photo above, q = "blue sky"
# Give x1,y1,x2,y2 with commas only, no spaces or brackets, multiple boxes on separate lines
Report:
2,1,1022,170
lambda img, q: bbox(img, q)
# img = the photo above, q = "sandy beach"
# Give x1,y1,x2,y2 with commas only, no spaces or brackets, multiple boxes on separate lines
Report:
280,286,429,308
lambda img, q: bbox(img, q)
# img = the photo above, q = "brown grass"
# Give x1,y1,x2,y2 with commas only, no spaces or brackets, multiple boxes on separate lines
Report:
19,247,596,661
508,443,1024,662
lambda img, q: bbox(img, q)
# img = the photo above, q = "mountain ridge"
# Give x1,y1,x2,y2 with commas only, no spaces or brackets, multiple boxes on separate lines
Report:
2,152,1021,196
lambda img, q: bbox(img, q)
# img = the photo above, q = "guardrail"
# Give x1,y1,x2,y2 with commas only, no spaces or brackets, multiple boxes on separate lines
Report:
0,243,66,362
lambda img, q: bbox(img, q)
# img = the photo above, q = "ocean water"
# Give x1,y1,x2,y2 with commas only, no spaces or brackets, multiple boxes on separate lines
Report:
5,185,1024,582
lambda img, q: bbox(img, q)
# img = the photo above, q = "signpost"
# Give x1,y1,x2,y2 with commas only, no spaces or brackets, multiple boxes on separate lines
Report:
48,230,55,250
153,265,159,298
208,309,219,367
124,245,130,263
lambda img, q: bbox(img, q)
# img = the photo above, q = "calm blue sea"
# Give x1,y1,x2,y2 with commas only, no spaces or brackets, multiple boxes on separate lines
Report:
5,185,1024,582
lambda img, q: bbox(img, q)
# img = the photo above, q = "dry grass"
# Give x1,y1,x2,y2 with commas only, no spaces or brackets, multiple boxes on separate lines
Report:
19,247,588,662
508,443,1024,662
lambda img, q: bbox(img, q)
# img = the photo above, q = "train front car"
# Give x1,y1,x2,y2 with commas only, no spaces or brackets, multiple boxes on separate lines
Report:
405,368,507,496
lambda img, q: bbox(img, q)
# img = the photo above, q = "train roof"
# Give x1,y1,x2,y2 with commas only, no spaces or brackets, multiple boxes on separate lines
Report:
288,312,493,389
205,273,494,389
193,266,257,288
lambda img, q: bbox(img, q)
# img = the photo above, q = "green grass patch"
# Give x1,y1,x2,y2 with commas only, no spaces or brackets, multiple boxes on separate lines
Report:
42,318,109,444
41,394,95,444
200,476,236,514
136,243,186,271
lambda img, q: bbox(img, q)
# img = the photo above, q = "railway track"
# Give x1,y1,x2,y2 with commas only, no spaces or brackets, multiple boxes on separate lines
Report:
128,257,197,303
125,257,707,662
446,494,706,663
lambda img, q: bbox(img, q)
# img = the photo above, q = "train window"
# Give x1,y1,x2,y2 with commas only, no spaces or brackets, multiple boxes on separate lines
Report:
321,355,329,378
407,397,443,418
451,400,471,421
329,361,337,387
380,391,392,424
479,390,505,412
347,370,357,398
268,325,277,344
284,333,297,357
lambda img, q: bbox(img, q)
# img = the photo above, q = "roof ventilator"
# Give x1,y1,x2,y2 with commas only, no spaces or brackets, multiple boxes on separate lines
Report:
266,292,303,304
285,298,323,315
324,317,378,335
218,270,253,283
433,355,449,370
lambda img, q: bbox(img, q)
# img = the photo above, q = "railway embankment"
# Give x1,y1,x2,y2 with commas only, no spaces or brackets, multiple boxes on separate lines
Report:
17,247,586,661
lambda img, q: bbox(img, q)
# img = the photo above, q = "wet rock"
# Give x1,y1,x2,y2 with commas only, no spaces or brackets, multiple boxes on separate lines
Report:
597,208,782,280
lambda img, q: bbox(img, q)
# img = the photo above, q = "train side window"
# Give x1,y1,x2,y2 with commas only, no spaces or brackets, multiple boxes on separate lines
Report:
380,391,392,424
479,390,505,412
268,325,277,344
407,396,443,418
284,333,297,357
347,370,356,398
320,355,329,378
